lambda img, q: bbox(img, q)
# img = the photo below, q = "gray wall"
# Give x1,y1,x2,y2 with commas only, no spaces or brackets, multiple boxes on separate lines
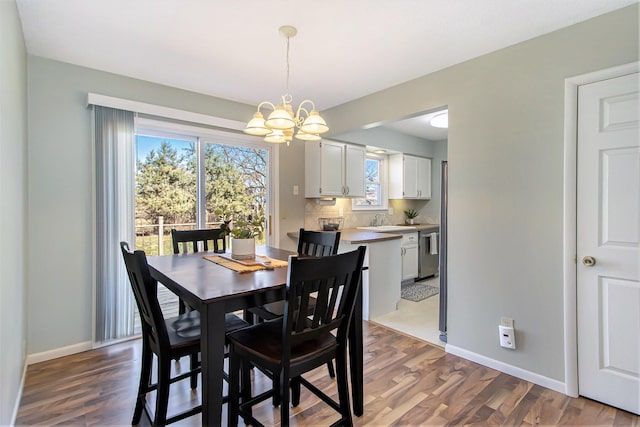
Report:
0,1,28,423
324,5,639,382
26,56,305,353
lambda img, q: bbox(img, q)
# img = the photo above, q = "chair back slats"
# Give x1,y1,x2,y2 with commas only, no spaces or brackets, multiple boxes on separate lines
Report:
283,247,365,348
171,228,226,254
120,242,170,353
297,228,341,257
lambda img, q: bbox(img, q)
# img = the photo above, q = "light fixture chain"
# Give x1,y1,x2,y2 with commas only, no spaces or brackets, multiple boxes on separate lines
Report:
285,34,290,95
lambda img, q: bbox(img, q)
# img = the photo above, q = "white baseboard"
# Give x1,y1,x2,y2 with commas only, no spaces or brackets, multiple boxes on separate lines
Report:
26,341,93,365
445,344,566,394
10,362,27,425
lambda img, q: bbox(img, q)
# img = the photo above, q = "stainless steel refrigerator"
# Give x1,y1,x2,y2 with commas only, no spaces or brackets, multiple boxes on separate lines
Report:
439,161,448,342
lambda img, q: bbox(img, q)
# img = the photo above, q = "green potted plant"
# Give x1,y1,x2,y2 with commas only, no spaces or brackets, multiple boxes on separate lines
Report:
215,209,265,260
403,209,419,225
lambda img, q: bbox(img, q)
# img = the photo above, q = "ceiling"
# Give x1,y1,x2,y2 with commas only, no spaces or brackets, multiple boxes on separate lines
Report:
381,110,449,141
16,0,637,139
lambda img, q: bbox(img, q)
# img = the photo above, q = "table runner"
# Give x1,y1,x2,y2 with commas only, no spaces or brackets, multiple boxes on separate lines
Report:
203,254,288,273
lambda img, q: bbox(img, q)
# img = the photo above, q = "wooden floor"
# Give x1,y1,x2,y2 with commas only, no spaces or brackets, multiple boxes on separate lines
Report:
16,322,638,426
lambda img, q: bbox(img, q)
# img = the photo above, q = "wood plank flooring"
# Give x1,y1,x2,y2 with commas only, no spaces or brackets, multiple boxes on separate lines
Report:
16,322,638,426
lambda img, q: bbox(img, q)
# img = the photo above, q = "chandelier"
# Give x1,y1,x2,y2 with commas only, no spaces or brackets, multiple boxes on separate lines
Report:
244,25,329,145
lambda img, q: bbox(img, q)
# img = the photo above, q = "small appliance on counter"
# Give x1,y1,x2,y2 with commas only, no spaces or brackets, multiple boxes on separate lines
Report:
318,217,344,231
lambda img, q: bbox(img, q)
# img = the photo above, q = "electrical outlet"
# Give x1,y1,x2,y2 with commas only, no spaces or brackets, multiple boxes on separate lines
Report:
388,208,394,215
499,325,516,349
293,185,299,196
500,317,514,328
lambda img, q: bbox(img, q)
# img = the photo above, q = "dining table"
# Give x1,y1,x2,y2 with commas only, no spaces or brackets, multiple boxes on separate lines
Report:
147,246,364,426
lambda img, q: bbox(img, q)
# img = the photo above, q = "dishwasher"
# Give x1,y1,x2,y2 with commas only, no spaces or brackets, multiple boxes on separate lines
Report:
418,229,439,279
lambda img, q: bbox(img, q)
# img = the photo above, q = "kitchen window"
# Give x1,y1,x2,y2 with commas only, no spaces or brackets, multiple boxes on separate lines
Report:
352,154,388,210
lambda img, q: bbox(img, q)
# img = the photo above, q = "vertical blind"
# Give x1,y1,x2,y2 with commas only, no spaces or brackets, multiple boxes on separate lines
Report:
94,106,135,342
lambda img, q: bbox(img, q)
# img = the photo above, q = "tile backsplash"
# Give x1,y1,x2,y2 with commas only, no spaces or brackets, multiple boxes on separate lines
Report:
304,198,437,230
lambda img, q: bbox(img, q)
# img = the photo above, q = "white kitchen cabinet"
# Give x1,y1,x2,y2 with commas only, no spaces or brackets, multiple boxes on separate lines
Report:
389,154,432,199
401,232,419,281
305,139,365,198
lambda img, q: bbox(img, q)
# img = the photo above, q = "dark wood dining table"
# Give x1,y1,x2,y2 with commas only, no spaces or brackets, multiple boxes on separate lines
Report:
147,246,364,426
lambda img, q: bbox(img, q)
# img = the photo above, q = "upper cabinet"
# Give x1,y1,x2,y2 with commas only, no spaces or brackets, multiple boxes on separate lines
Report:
305,140,365,198
389,154,432,199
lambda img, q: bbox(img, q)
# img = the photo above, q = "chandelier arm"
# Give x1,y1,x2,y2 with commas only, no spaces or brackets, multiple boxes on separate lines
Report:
256,101,276,113
295,99,316,121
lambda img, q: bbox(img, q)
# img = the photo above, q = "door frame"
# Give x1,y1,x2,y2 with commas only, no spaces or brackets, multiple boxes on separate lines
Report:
562,61,639,397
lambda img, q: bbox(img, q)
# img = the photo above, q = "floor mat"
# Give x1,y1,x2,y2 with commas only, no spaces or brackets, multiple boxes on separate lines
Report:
401,282,439,302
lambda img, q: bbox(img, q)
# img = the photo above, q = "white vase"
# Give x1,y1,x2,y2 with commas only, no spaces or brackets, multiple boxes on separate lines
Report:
231,237,255,260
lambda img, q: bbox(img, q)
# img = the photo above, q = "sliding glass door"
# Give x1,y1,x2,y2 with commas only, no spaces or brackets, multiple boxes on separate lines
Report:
131,118,275,328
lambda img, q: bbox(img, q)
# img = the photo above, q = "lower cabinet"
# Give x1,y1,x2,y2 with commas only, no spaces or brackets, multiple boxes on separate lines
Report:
339,238,401,320
401,232,419,281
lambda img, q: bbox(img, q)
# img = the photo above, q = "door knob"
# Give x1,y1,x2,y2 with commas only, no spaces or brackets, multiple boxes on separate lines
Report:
582,256,596,267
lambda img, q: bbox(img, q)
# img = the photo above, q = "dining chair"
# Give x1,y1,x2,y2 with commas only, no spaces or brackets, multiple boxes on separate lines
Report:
247,228,341,322
227,246,366,427
171,228,226,314
120,241,248,426
247,228,341,381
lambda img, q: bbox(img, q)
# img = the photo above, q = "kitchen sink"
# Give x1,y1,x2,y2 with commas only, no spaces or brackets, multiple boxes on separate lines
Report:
356,225,417,232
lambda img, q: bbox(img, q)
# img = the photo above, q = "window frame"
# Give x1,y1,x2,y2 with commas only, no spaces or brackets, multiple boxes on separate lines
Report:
134,117,278,245
352,153,389,211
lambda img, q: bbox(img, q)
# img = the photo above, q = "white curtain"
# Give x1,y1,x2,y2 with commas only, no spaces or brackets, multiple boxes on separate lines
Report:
94,106,135,343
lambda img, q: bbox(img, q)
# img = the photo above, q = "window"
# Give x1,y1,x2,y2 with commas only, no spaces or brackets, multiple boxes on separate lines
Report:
132,119,275,330
352,154,388,210
134,118,274,256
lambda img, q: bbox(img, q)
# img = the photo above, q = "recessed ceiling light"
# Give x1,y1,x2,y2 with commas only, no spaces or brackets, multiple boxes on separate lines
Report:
430,112,448,128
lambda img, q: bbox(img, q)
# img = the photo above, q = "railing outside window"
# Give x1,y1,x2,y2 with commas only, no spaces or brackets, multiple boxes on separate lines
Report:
135,216,224,256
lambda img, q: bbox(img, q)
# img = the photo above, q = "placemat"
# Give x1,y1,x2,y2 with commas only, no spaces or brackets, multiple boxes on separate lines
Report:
203,254,288,273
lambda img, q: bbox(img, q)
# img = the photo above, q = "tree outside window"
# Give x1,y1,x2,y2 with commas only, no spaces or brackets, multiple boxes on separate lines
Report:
353,155,388,210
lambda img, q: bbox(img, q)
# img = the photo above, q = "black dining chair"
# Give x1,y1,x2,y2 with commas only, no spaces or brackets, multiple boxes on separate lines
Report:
171,228,226,314
247,228,341,322
120,242,248,426
227,246,366,427
247,228,341,381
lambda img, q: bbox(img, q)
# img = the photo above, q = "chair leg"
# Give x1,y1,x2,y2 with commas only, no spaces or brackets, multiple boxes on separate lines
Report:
132,345,153,425
178,298,187,315
291,376,301,407
326,360,336,378
154,358,171,427
272,374,281,407
240,359,253,420
279,369,290,427
189,352,198,389
243,309,254,324
227,351,241,427
335,349,353,427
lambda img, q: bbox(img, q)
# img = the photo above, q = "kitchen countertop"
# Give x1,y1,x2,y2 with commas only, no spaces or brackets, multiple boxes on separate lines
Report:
405,223,440,232
286,223,439,244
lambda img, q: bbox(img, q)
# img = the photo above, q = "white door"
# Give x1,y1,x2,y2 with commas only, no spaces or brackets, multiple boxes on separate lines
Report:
404,155,419,198
577,72,640,415
344,144,365,197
